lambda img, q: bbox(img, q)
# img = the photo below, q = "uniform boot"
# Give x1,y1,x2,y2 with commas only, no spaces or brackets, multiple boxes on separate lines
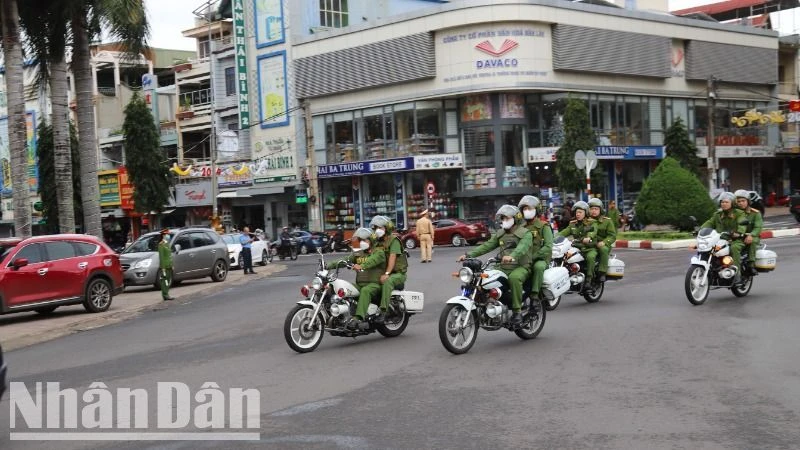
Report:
510,311,522,325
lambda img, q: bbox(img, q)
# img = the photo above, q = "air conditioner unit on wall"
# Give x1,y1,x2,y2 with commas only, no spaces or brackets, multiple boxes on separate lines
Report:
309,26,332,34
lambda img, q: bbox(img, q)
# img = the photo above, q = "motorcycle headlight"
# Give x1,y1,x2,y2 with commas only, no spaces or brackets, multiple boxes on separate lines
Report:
458,267,474,284
311,277,324,290
133,258,152,269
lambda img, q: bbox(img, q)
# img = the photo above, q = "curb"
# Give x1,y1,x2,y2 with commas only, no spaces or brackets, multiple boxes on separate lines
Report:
614,228,800,250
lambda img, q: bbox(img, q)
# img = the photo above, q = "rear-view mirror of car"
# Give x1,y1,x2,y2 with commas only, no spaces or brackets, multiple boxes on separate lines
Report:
174,244,182,253
12,258,28,269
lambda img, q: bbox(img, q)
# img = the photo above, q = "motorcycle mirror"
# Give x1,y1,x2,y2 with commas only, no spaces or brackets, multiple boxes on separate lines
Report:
688,215,697,223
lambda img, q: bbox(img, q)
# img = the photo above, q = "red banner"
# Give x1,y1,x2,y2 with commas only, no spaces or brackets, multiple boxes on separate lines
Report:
118,166,135,210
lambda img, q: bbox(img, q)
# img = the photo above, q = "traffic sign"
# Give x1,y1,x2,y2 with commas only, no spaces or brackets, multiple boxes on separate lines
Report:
585,150,598,170
574,150,586,169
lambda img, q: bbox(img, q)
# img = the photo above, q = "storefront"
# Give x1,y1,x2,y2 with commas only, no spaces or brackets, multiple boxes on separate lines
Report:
175,180,213,227
697,145,781,194
595,145,665,212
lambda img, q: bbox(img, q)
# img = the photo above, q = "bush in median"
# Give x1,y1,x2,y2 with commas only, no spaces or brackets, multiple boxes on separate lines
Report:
636,157,716,231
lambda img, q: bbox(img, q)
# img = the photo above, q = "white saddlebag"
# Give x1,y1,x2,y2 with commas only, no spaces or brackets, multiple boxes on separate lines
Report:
542,266,570,300
755,249,777,272
607,257,625,280
394,290,424,312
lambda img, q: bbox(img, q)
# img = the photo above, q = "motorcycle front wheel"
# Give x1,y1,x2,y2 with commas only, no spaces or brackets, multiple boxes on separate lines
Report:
439,304,478,355
284,305,324,353
685,264,710,305
731,274,753,297
516,299,546,340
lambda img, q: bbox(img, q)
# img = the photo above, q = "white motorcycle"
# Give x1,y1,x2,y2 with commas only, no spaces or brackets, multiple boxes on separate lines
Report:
284,249,424,353
546,236,625,310
438,250,570,355
685,225,777,305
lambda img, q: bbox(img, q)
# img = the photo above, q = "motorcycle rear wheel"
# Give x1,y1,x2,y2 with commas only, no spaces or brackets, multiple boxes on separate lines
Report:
376,309,410,337
685,265,710,305
284,305,324,353
515,299,546,340
731,274,753,297
439,304,477,355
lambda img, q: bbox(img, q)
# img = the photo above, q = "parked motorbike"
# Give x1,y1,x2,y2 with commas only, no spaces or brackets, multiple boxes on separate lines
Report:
284,248,425,353
684,220,777,305
546,236,625,310
438,249,567,355
326,234,351,253
271,237,298,261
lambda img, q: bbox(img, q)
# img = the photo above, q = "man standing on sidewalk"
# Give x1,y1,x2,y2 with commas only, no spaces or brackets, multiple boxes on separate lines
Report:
240,227,256,274
158,229,175,301
416,209,435,263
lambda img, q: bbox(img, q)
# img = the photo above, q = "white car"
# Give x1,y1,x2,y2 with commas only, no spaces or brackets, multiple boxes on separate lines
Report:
221,232,270,268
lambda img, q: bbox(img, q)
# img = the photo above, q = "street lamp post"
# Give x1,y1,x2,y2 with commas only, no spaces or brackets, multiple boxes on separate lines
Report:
707,76,718,192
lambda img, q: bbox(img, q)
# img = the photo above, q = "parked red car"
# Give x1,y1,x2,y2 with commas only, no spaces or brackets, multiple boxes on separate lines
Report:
0,234,123,315
400,219,489,249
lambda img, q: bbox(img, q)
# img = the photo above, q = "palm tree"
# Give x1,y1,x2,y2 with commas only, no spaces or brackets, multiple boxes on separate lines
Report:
1,0,32,237
70,0,150,238
20,0,76,233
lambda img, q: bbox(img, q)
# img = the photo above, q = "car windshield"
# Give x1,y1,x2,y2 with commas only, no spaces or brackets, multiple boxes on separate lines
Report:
0,243,16,261
222,234,240,245
123,234,170,253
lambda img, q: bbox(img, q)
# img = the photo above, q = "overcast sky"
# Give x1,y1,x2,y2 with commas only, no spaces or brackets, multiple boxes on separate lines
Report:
142,0,800,52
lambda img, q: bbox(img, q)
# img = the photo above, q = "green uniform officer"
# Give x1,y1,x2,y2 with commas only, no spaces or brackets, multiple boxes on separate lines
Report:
701,191,747,282
158,229,175,301
607,200,621,230
734,189,763,275
326,227,386,330
518,195,553,298
587,197,617,282
558,201,598,288
459,205,532,325
370,215,408,324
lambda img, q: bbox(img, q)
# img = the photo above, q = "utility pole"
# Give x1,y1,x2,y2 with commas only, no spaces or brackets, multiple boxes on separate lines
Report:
303,99,320,231
206,0,220,231
707,75,717,192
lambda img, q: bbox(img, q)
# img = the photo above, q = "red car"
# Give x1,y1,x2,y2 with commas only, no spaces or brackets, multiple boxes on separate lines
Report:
0,234,123,315
400,219,489,249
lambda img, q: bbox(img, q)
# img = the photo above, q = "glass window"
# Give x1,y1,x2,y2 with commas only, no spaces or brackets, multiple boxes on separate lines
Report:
313,116,326,151
414,101,443,154
13,243,44,265
322,178,357,231
222,234,238,245
500,94,525,119
224,67,235,96
204,232,220,244
542,95,567,147
74,242,99,257
501,125,529,188
124,234,164,253
363,107,386,160
45,241,77,261
174,234,192,250
364,174,396,219
190,232,214,248
332,112,354,163
406,171,460,222
395,103,414,157
461,95,492,122
463,126,496,190
319,0,348,28
0,243,15,262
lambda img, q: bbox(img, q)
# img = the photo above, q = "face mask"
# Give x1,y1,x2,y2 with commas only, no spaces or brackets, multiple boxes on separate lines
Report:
523,210,536,220
359,241,370,251
501,218,514,230
374,228,385,238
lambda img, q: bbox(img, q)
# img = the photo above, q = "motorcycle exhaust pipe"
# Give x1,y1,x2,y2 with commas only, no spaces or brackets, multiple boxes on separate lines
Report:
570,273,585,285
330,303,350,317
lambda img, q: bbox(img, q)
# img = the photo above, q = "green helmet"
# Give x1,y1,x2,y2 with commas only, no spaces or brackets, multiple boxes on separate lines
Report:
518,195,541,211
588,197,603,212
572,201,589,214
353,227,373,242
495,204,520,222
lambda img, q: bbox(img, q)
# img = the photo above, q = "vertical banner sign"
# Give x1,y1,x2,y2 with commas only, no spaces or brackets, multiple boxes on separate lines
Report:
257,51,289,128
352,177,361,228
26,111,38,193
0,111,37,194
0,117,10,195
394,174,405,231
253,0,285,47
232,0,251,130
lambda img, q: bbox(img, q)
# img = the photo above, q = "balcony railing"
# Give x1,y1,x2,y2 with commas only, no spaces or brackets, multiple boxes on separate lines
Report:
179,88,211,107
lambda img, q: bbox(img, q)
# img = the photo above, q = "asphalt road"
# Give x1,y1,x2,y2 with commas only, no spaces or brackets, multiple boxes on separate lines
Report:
2,239,800,449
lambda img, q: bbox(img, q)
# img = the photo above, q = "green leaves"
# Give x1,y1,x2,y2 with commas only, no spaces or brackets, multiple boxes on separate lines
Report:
636,157,715,231
664,117,703,178
555,97,604,195
123,92,172,214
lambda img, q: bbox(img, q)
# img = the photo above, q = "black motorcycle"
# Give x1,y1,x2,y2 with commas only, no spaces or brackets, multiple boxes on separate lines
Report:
271,237,298,260
327,233,351,253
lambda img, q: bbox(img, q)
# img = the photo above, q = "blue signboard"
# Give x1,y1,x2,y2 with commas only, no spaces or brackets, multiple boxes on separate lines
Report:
594,145,665,160
394,174,405,231
317,157,414,178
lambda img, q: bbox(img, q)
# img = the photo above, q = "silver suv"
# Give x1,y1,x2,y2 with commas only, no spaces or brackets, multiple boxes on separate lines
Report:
120,228,229,289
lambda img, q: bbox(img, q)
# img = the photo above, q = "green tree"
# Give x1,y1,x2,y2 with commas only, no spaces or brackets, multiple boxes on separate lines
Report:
36,121,83,233
555,97,606,195
664,117,702,177
123,92,171,216
1,0,32,237
636,157,716,231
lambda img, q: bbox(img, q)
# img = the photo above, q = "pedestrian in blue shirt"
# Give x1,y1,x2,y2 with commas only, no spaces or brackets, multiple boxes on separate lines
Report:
240,226,256,274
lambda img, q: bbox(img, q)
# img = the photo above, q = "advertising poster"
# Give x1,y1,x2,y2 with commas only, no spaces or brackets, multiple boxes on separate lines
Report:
98,170,121,206
257,51,290,128
461,94,492,122
0,111,38,194
254,0,285,47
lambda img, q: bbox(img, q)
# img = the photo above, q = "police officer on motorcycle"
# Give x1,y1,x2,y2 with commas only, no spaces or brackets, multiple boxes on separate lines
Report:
587,197,617,282
701,191,747,283
734,189,763,276
518,195,553,299
458,205,533,325
558,201,598,289
369,215,408,324
326,227,386,330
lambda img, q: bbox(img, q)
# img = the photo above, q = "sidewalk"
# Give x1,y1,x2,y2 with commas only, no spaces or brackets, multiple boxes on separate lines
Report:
0,263,286,351
615,228,800,250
